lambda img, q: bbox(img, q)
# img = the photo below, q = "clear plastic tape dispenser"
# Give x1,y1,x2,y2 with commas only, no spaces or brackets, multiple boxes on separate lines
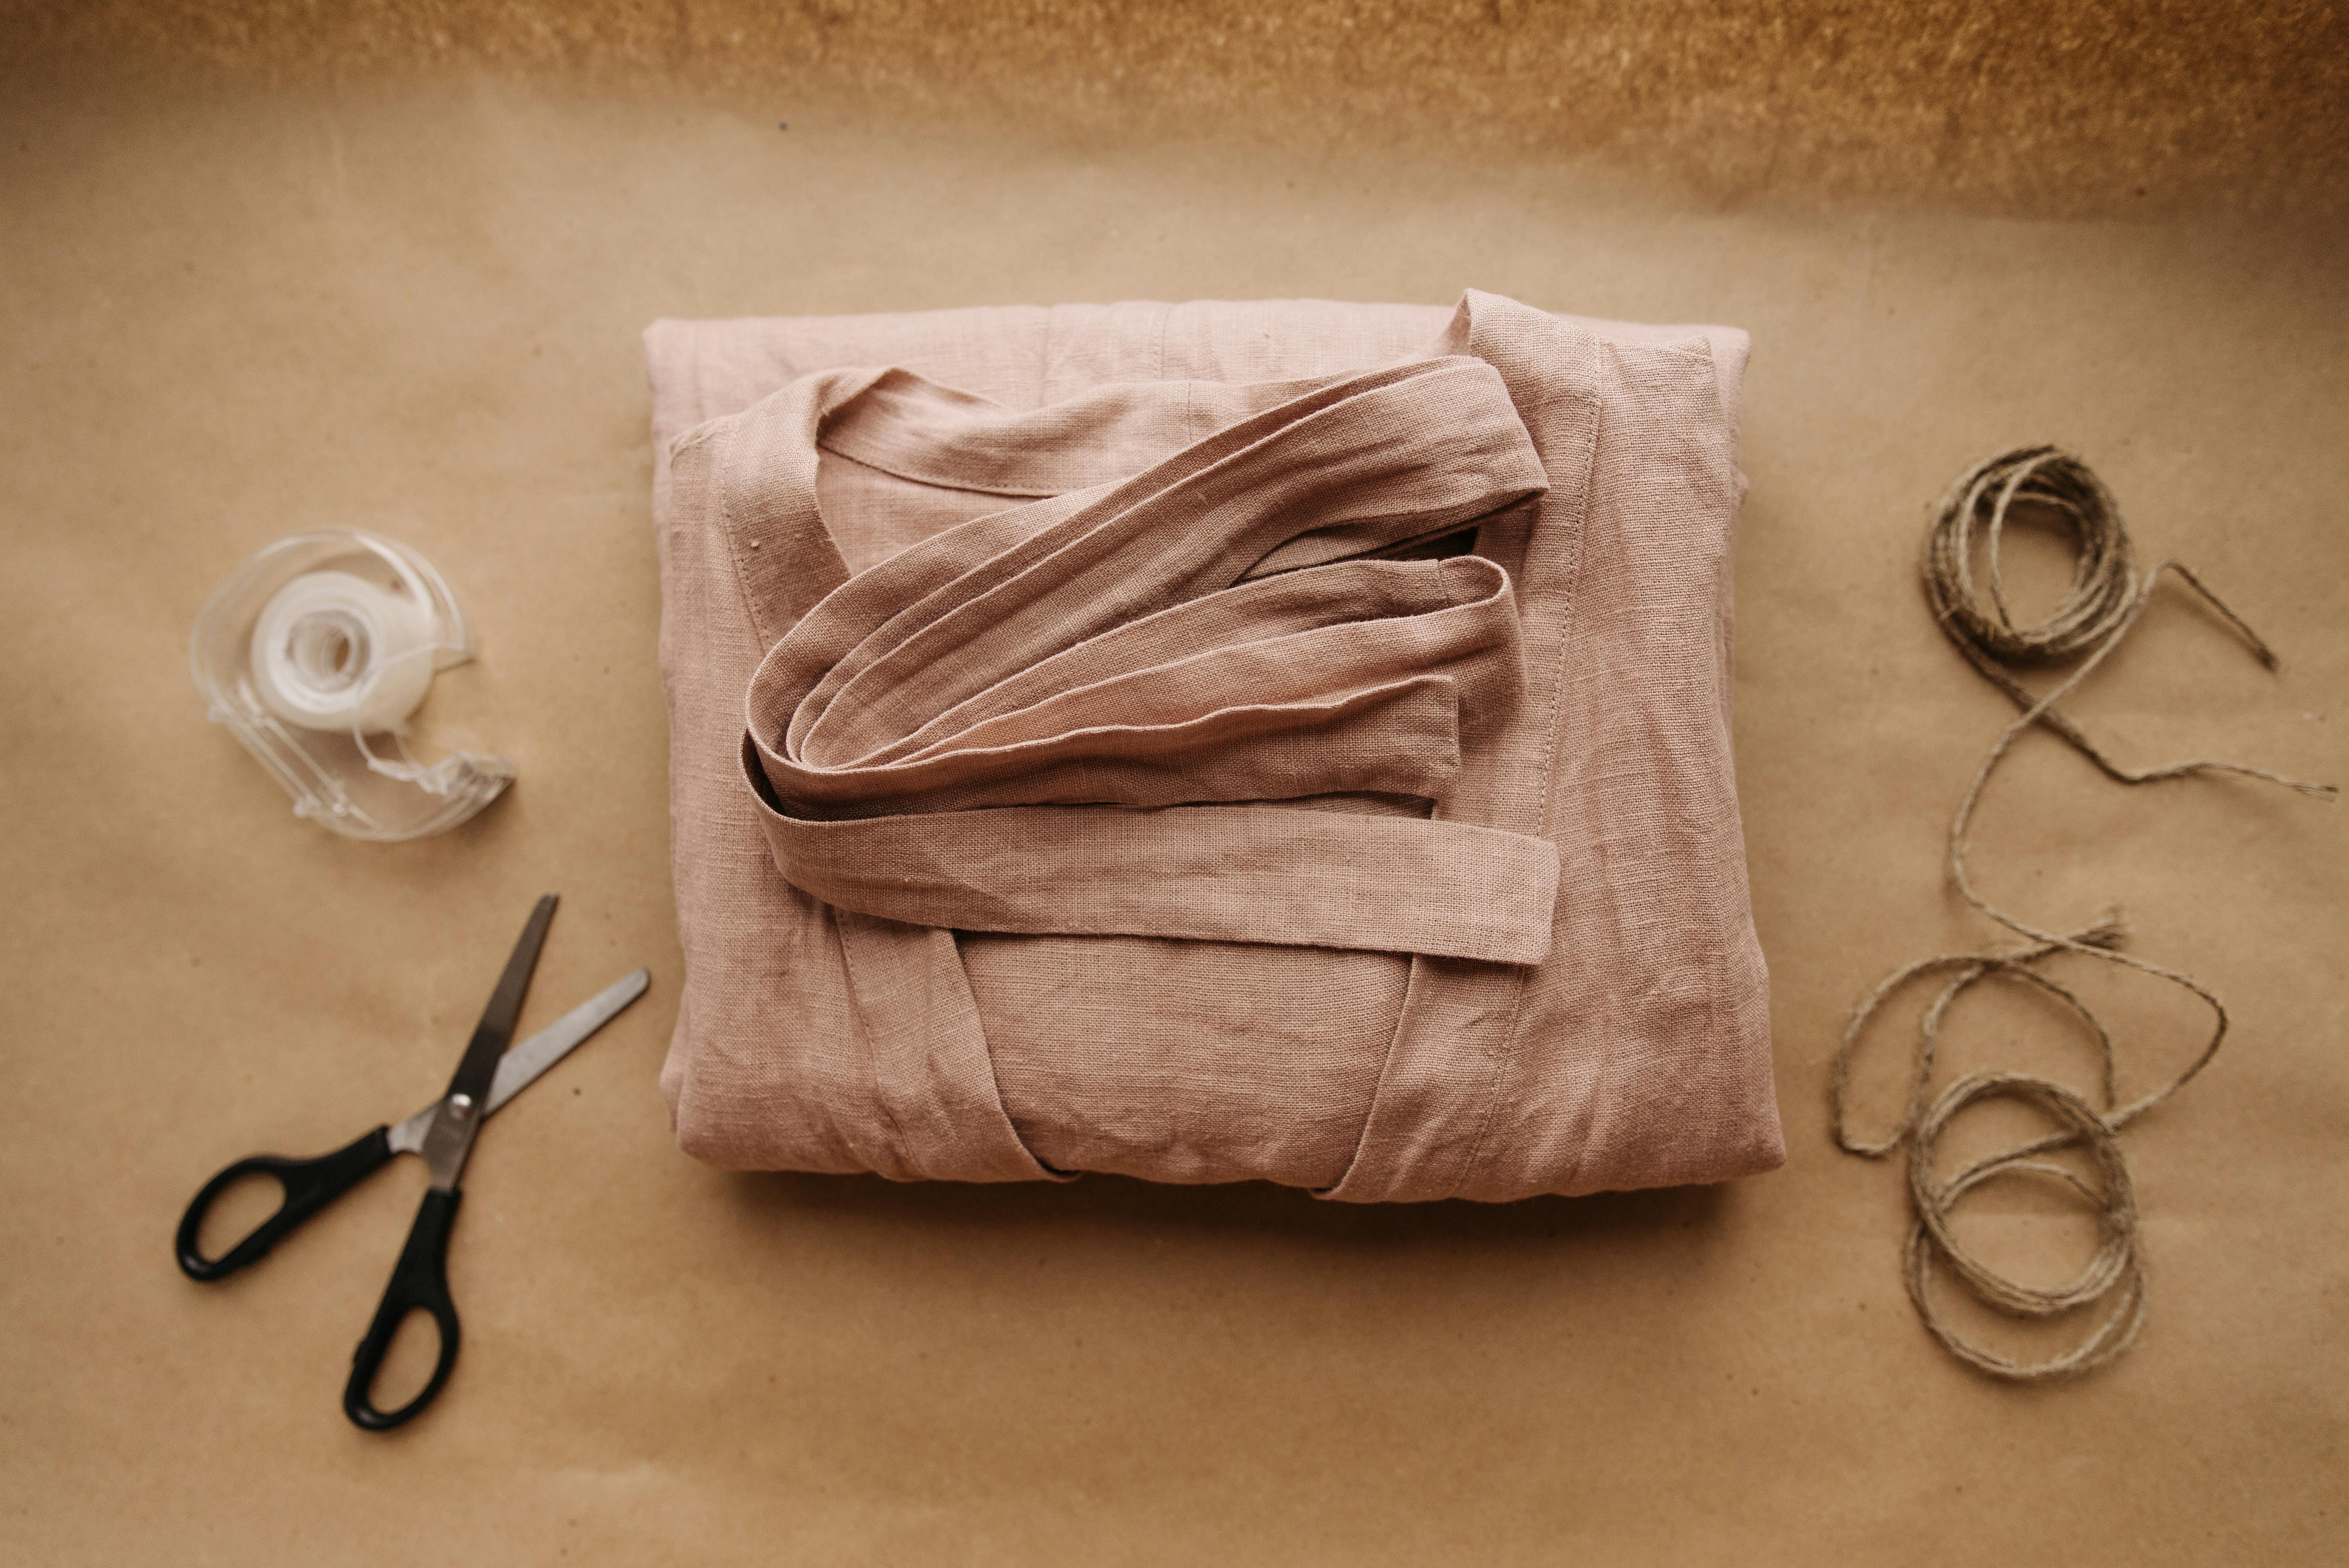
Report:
191,531,513,841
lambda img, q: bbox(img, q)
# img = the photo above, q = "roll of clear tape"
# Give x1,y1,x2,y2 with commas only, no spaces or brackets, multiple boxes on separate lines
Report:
191,531,514,841
249,570,437,734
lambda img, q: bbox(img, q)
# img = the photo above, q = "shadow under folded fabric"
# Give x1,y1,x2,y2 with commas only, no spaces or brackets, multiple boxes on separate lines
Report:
721,1165,1731,1251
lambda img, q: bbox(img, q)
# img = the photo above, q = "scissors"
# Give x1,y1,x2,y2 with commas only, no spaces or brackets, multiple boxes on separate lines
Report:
175,895,648,1431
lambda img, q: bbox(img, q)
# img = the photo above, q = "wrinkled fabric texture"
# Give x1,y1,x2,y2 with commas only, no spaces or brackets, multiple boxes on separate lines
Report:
645,290,1782,1201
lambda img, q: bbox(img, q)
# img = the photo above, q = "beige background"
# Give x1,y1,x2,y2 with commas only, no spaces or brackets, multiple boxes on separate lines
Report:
4,21,2346,1564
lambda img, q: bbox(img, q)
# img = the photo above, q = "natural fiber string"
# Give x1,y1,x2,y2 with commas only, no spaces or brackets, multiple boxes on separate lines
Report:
1830,446,2335,1381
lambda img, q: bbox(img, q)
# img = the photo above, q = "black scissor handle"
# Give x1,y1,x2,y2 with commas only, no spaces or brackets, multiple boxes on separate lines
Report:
176,1126,396,1283
343,1187,462,1431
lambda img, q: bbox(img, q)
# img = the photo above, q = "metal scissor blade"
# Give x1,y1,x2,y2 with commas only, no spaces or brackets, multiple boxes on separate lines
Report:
483,968,648,1116
415,896,557,1188
389,969,649,1155
446,894,560,1108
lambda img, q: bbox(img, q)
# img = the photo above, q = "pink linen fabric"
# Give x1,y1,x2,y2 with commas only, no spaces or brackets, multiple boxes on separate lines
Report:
645,290,1781,1201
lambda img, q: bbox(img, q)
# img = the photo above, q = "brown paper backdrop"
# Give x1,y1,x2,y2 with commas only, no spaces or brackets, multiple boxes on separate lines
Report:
10,0,2349,217
3,41,2345,1567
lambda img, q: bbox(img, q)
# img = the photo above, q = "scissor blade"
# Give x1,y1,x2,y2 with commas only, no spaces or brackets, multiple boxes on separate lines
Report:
484,968,647,1115
416,894,558,1189
389,968,648,1154
447,894,559,1108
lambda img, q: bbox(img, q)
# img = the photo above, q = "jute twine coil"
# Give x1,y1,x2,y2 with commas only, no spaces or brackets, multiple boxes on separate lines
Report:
1831,446,2335,1381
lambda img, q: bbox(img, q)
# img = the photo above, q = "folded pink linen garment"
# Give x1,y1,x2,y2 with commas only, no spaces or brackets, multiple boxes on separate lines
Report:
645,290,1781,1201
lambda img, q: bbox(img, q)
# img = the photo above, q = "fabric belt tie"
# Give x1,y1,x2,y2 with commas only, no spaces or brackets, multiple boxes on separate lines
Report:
739,356,1563,966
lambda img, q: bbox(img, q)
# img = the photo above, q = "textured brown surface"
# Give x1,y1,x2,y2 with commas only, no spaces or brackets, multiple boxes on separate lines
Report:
5,0,2348,216
3,43,2347,1568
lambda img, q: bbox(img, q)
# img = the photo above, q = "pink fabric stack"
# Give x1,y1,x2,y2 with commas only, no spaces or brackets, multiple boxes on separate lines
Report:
644,290,1780,1201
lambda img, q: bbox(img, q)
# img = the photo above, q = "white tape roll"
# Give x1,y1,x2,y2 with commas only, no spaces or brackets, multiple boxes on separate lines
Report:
248,570,436,734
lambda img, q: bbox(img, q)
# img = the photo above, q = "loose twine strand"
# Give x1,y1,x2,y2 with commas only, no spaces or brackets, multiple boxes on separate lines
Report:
1829,446,2335,1381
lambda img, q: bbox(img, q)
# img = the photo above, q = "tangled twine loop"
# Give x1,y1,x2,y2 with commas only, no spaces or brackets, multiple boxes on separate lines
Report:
1832,446,2335,1381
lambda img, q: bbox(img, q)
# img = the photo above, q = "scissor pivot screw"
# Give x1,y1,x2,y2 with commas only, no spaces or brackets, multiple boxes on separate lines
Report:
449,1095,474,1117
